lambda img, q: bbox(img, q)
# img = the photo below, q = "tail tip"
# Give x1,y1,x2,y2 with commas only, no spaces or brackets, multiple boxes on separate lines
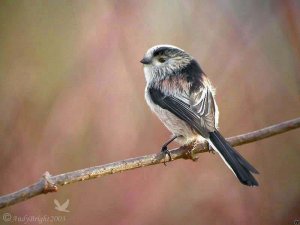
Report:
243,179,259,187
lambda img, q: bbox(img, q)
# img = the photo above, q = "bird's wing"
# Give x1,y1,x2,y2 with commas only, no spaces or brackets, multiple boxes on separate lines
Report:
149,85,216,138
189,84,216,131
61,199,69,208
54,199,60,207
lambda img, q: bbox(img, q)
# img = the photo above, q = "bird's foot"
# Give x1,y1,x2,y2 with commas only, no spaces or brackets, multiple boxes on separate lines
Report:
207,142,215,154
187,141,199,161
161,145,172,166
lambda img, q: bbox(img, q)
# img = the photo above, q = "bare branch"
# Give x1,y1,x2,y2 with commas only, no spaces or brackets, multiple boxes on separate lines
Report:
0,117,299,209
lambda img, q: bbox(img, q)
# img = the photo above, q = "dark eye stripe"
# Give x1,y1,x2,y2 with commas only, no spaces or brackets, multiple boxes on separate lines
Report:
153,47,171,57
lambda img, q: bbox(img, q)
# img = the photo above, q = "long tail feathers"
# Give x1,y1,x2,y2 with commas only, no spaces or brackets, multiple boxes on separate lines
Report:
209,131,259,186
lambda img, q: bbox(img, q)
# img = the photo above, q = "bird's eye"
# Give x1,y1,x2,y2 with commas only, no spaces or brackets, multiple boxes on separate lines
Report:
158,57,166,63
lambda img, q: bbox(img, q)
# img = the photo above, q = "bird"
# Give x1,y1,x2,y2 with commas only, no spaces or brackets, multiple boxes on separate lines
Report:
141,44,259,186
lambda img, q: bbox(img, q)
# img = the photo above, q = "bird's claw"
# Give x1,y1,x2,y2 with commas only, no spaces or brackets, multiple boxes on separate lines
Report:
161,146,172,166
187,148,199,161
207,142,215,154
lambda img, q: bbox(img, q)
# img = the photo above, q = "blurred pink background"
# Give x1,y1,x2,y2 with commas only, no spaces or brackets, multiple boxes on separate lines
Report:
0,1,299,224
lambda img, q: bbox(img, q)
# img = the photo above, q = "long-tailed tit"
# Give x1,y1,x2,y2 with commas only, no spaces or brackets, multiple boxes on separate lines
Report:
141,45,259,186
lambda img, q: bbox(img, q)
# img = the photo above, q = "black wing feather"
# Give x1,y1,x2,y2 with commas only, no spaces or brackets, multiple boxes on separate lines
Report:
149,87,209,137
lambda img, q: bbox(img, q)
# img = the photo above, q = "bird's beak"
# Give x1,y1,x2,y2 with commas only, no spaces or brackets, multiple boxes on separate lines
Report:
140,57,151,65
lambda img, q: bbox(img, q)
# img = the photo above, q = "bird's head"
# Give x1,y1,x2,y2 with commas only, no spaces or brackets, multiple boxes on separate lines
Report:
141,45,194,82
